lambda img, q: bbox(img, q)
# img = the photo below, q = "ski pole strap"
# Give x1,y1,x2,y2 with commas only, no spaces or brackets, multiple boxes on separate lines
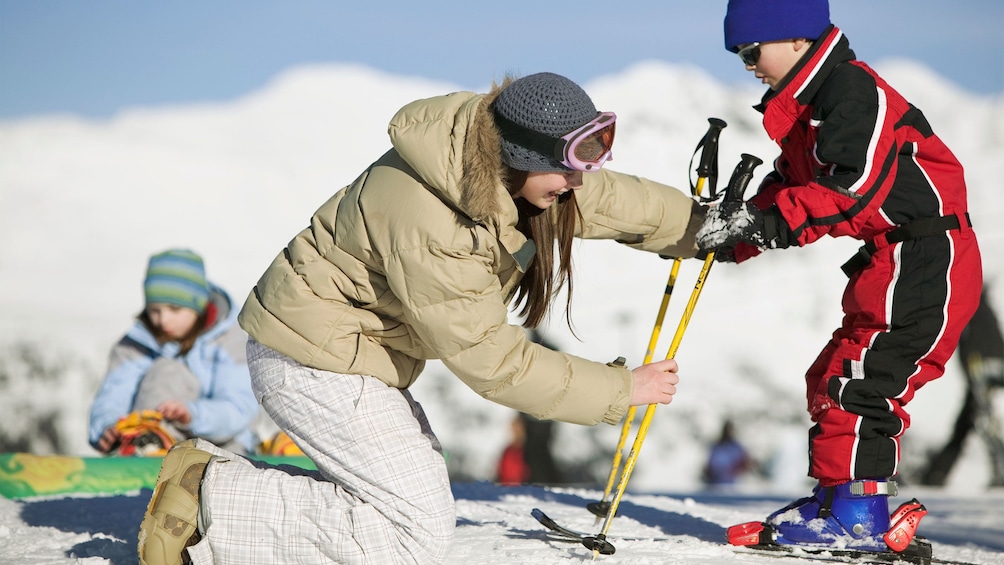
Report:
840,212,971,278
688,132,722,201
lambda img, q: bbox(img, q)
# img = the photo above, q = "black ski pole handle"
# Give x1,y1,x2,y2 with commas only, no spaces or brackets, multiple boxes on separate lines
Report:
723,153,763,203
696,118,727,180
689,117,728,201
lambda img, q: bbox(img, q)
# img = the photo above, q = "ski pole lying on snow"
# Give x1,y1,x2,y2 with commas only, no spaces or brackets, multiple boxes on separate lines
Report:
587,118,727,523
584,153,764,557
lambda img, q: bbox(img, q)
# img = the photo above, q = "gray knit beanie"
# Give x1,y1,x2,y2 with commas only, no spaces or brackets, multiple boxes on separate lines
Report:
492,72,598,172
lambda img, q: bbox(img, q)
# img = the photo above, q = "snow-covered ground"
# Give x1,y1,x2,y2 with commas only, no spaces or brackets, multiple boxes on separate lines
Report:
1,59,1003,563
2,481,1003,564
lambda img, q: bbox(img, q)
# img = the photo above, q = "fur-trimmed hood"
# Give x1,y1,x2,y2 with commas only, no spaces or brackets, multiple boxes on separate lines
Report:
387,78,515,223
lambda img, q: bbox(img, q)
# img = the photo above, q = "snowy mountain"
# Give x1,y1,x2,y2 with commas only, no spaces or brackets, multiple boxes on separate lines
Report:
1,59,1002,499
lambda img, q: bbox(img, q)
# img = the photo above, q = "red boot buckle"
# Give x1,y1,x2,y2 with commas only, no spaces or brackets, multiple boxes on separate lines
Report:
884,499,927,552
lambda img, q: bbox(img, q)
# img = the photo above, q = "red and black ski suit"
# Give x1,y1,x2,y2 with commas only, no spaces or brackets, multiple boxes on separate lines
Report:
733,26,982,486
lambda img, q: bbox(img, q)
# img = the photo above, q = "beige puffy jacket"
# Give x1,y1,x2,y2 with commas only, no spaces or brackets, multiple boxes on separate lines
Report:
239,84,702,426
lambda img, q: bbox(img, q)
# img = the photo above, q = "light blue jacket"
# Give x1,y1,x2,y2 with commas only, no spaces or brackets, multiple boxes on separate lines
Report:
88,284,258,452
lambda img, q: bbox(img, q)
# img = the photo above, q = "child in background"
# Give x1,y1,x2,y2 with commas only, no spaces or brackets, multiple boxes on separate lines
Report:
696,0,982,556
88,249,258,456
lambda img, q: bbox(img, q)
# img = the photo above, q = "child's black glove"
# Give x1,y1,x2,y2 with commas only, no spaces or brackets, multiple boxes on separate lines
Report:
695,201,792,252
695,246,737,263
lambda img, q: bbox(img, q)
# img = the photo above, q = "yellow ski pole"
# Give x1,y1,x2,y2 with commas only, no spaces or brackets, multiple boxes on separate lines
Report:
588,258,680,523
587,118,727,523
584,153,764,557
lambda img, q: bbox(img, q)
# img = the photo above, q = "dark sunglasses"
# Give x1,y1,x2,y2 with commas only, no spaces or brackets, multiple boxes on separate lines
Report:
737,43,761,66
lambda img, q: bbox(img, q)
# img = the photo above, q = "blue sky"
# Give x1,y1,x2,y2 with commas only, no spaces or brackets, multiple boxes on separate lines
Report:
1,0,1001,119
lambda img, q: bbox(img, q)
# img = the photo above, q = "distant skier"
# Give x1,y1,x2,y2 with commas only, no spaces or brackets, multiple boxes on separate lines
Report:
696,0,982,557
496,413,532,486
496,330,566,486
513,329,568,486
702,420,753,487
496,411,565,486
88,249,259,456
137,72,704,564
919,289,1004,486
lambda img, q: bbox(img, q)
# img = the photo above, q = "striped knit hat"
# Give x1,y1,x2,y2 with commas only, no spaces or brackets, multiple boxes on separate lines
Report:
143,248,210,312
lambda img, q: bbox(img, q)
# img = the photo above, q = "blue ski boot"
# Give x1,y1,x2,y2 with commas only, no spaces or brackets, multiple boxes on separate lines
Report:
728,479,931,560
766,479,893,550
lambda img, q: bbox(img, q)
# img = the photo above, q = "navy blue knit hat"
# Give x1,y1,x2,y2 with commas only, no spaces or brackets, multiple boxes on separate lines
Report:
492,72,598,172
724,0,831,53
144,248,210,312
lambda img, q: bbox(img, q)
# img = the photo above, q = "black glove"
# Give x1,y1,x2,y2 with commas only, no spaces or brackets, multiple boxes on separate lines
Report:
714,246,737,263
695,246,737,263
696,202,792,253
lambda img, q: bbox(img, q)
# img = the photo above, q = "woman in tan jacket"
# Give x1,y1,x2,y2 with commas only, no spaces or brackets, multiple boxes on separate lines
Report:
138,72,705,565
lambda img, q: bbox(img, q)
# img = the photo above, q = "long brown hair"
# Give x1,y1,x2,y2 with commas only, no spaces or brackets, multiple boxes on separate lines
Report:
505,168,583,329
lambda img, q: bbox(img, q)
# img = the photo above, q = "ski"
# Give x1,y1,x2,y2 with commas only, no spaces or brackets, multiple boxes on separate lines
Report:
733,543,984,565
729,515,932,564
728,517,986,565
734,546,921,565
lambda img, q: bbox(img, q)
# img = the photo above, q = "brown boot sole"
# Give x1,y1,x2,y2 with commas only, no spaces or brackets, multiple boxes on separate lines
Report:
137,440,212,565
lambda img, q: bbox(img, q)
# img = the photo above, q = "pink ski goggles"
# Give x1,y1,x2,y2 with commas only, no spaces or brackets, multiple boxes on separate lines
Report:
495,109,618,172
557,112,617,171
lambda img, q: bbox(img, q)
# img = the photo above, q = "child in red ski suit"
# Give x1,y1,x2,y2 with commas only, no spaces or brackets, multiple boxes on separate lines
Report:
696,0,983,555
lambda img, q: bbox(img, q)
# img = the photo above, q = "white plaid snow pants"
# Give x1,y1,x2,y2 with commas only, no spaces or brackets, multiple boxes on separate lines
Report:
186,338,455,564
